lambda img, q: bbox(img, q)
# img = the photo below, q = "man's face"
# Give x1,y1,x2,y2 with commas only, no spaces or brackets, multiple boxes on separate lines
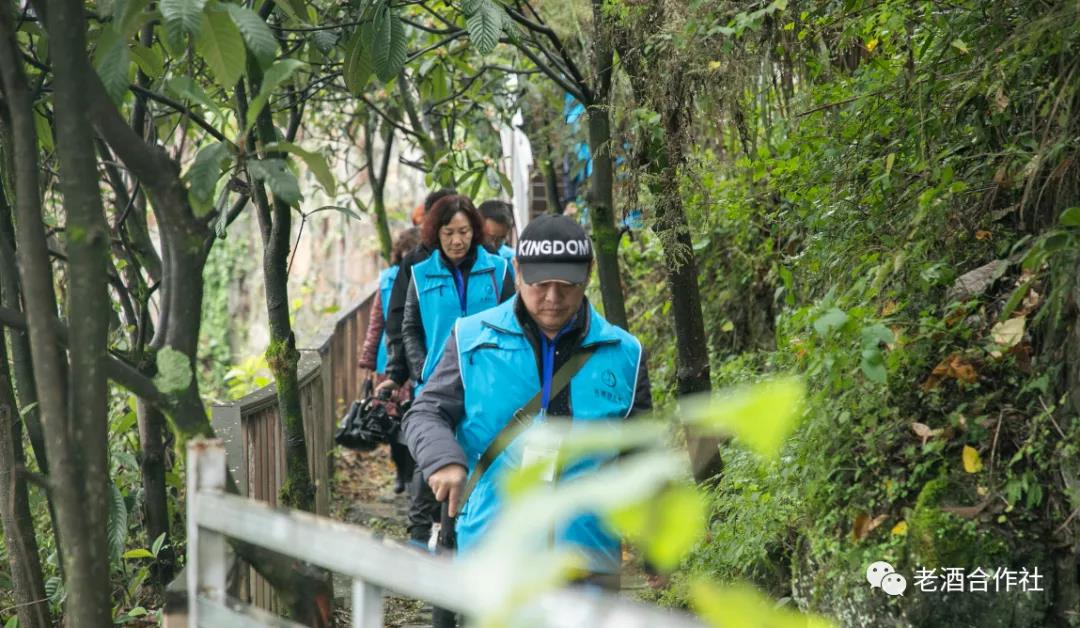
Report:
483,219,510,250
514,259,589,337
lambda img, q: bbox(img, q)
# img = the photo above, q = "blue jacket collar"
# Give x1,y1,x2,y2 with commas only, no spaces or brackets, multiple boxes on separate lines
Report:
479,296,621,348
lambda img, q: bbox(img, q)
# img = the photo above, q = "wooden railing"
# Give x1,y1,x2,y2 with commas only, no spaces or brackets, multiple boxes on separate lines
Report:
181,439,704,628
207,281,379,610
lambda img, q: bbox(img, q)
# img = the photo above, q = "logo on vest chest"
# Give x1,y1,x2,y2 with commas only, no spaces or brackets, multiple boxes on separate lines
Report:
592,370,627,406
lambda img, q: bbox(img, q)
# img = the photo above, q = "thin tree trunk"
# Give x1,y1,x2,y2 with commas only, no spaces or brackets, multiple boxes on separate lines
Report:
46,0,114,622
3,0,111,622
364,114,395,262
0,335,50,628
587,0,628,329
543,155,561,214
248,73,316,514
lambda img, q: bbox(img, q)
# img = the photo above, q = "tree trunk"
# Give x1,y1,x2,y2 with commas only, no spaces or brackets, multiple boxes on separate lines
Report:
654,94,724,484
543,155,561,214
586,0,628,330
250,88,316,513
364,114,395,262
46,0,114,622
0,294,50,628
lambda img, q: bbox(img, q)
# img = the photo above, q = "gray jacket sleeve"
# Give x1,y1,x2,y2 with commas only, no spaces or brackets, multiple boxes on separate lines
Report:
401,278,427,383
402,331,468,481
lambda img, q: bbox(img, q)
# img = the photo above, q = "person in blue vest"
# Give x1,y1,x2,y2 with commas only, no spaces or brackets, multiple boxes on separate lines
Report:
478,199,516,262
402,214,652,589
401,195,515,393
384,194,514,546
358,228,421,494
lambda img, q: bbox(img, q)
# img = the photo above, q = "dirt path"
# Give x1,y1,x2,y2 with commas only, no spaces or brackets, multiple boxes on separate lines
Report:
329,445,652,626
331,445,427,627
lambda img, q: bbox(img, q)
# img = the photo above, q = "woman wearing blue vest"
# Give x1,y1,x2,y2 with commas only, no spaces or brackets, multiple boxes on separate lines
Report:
401,195,515,393
358,228,421,493
403,214,652,591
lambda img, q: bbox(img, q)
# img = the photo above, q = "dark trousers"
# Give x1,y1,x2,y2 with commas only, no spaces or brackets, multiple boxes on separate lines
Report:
406,466,441,542
389,440,415,486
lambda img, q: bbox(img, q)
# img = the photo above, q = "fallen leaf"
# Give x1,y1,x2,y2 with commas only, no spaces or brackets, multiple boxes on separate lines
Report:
977,486,988,496
928,354,979,386
975,230,993,240
880,300,899,317
853,513,888,541
891,521,908,536
942,497,991,519
911,422,934,445
962,445,983,473
991,316,1026,347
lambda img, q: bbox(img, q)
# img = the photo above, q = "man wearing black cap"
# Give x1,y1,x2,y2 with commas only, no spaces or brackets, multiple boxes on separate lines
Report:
402,214,651,588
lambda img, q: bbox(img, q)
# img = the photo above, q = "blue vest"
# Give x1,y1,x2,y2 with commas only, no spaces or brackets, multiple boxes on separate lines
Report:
497,244,515,280
412,247,509,391
453,297,643,573
374,265,399,374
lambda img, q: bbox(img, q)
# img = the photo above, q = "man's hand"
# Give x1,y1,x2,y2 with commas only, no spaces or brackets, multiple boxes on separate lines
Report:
428,464,467,517
375,379,400,394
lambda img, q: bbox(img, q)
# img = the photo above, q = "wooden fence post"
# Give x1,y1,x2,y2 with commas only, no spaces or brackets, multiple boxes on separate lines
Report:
187,439,227,628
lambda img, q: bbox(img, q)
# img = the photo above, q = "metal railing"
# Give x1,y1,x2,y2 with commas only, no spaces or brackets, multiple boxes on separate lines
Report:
184,438,704,628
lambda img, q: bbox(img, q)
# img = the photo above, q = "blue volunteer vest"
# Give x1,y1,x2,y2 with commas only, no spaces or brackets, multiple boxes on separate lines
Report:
497,244,515,280
412,246,509,392
374,265,399,374
453,297,643,573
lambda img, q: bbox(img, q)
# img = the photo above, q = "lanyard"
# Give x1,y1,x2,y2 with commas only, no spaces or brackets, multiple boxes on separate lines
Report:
449,265,467,313
539,318,576,413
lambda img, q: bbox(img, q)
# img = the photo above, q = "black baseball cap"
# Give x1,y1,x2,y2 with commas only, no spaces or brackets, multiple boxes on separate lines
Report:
516,214,593,284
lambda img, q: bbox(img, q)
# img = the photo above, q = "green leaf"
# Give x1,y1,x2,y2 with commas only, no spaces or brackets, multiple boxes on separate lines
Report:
151,532,168,557
160,0,207,48
248,158,302,205
225,4,278,68
608,484,705,572
682,377,806,460
374,12,406,82
692,580,833,628
464,0,504,55
107,482,128,564
860,323,893,349
1059,207,1080,227
114,0,151,37
94,30,131,104
264,141,336,195
129,42,164,79
122,548,154,559
813,307,848,336
860,348,887,384
343,23,375,95
154,347,193,394
245,58,305,131
196,8,246,90
184,142,231,214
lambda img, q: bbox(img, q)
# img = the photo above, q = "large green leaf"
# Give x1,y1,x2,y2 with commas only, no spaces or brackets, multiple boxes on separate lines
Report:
343,23,375,96
247,158,302,205
184,142,231,214
463,0,503,55
165,76,222,116
93,30,131,104
113,0,151,37
154,347,193,394
225,4,278,68
682,377,806,460
245,58,305,132
129,42,164,79
374,12,406,82
264,141,336,195
195,8,246,90
107,482,128,565
160,0,207,48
